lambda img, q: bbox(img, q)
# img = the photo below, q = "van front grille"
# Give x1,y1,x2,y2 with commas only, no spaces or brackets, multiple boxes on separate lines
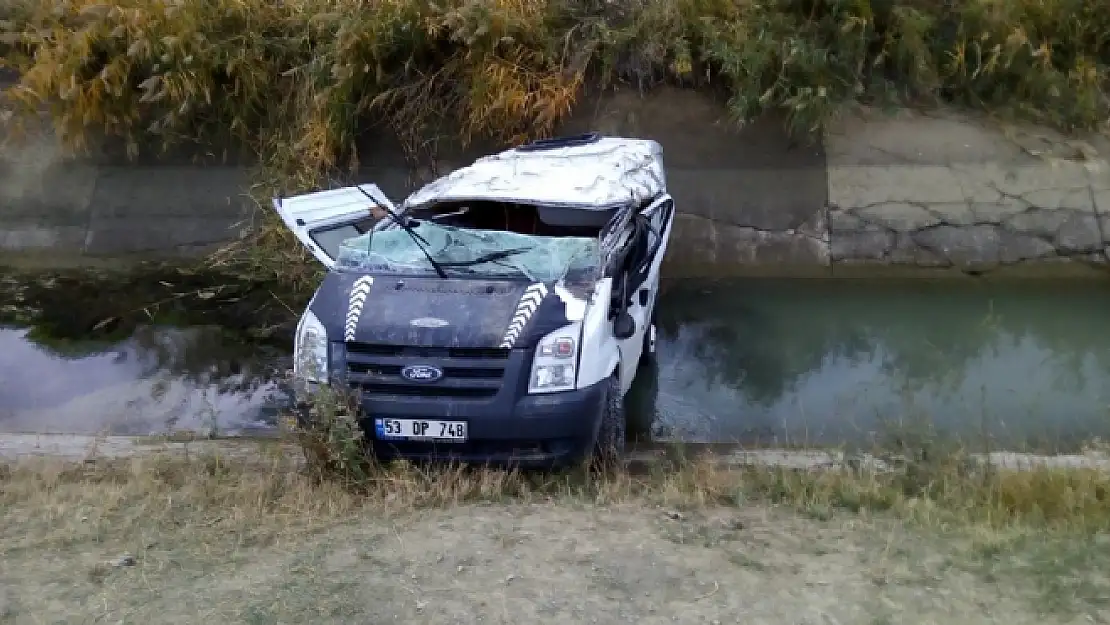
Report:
344,342,510,400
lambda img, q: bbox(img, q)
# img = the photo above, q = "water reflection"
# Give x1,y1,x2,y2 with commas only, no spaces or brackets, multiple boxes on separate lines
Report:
642,278,1110,451
0,325,287,435
4,276,1110,450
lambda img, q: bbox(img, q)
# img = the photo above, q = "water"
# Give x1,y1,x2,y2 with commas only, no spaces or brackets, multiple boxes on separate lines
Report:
634,278,1110,451
0,325,287,436
3,277,1110,450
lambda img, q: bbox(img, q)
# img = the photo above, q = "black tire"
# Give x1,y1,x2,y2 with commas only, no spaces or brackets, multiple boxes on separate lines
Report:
624,358,659,443
640,304,658,367
592,375,626,470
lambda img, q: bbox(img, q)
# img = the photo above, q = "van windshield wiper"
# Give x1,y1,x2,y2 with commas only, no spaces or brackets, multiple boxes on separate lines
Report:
436,247,531,268
352,185,447,279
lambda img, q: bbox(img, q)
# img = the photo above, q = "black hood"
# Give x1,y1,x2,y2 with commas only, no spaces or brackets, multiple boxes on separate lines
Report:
310,271,579,349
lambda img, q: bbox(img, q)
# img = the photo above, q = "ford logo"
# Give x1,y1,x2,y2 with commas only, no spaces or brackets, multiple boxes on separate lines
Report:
400,364,444,383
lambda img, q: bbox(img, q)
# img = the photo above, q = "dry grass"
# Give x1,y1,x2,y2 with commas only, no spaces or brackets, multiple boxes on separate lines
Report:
281,385,1110,535
6,380,1110,619
4,0,1107,167
3,447,1110,622
8,431,1110,538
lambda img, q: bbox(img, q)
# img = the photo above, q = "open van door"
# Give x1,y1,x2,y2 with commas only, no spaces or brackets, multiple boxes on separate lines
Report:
614,193,674,392
272,184,397,270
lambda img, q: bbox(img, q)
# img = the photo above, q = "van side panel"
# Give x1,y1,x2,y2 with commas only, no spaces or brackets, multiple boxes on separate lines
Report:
575,278,621,391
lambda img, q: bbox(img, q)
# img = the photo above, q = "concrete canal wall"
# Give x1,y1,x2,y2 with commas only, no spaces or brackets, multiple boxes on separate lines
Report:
2,82,1108,276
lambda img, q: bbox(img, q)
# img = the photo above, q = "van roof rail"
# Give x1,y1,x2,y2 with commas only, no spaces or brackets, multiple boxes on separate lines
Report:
516,132,602,152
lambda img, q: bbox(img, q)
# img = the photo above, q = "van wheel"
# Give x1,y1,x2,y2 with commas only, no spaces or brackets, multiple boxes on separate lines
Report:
640,307,658,366
592,376,626,470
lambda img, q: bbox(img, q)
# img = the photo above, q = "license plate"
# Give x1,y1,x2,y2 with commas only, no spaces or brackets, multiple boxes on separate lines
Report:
374,418,468,442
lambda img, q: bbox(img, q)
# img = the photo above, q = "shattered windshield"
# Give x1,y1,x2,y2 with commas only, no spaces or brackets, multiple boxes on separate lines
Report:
335,220,601,283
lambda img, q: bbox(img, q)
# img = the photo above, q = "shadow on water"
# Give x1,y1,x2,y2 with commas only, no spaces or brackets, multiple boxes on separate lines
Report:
1,264,301,345
627,277,1110,453
5,265,1110,451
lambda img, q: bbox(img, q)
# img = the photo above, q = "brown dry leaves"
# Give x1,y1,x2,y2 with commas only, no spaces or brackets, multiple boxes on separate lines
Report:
5,0,588,174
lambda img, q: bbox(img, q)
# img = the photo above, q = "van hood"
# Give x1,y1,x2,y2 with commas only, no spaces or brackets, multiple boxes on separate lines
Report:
310,271,589,349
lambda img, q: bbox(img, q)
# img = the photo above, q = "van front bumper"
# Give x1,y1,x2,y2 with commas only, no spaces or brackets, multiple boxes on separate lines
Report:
360,379,610,469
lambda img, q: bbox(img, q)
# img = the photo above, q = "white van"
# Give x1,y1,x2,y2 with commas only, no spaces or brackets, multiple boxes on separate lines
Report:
274,133,675,468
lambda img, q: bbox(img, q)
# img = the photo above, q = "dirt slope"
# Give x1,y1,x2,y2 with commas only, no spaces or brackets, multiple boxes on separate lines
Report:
4,501,1102,624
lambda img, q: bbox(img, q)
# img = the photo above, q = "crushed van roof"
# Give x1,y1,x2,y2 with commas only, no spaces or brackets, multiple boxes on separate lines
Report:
402,136,666,212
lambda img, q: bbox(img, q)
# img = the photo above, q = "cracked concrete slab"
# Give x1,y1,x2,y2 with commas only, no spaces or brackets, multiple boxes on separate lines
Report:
82,167,253,255
0,134,256,259
666,169,827,232
564,87,829,266
664,212,830,277
826,108,1110,272
0,127,99,257
829,164,1107,265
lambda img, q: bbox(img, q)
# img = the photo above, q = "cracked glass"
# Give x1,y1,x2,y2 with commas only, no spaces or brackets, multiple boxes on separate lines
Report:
335,220,601,283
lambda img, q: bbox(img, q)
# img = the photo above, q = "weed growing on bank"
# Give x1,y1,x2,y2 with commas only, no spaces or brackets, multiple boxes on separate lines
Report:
6,429,1110,541
262,383,1110,535
3,0,1109,288
5,390,1110,620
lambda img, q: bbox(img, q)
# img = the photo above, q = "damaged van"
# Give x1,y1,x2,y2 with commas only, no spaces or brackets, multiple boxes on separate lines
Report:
274,133,675,468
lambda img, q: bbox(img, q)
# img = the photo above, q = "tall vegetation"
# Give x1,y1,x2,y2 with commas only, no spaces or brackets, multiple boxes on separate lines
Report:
3,0,1107,179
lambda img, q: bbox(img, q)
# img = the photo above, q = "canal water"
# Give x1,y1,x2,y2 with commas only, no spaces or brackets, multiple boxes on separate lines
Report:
644,278,1110,452
0,324,287,436
2,277,1110,451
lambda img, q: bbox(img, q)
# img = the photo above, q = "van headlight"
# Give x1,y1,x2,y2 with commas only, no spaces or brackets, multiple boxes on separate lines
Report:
528,323,580,394
293,309,329,384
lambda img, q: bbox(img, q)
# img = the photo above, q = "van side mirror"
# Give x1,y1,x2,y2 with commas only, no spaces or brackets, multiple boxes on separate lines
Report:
613,311,636,340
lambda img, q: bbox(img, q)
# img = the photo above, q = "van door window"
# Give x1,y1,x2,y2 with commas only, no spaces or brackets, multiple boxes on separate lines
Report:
311,218,378,261
626,196,673,293
626,217,652,293
272,183,397,269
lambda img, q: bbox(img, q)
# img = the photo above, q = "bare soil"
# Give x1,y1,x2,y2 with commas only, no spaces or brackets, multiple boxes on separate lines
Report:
4,496,1107,625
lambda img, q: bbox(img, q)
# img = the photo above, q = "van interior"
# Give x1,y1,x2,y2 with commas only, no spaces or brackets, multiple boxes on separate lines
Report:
409,201,617,239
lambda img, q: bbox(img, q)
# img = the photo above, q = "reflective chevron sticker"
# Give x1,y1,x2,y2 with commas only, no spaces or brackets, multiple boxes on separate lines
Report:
500,282,548,348
345,276,375,342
